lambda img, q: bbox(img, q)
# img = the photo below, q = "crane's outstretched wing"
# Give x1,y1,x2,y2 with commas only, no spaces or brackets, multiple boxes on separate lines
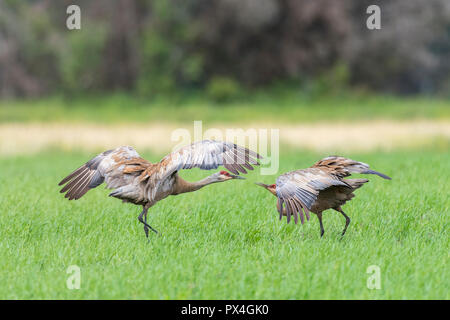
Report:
156,139,262,177
275,168,349,224
312,156,391,180
58,146,148,200
129,140,263,203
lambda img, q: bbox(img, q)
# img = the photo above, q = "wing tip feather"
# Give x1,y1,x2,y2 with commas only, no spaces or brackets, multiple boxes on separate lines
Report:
363,169,392,180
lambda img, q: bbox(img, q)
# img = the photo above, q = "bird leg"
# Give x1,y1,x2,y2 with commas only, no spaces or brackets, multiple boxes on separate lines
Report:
143,210,149,238
138,207,158,238
335,207,351,236
316,212,325,237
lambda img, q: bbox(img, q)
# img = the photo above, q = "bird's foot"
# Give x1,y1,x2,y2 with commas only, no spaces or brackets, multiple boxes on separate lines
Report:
143,225,158,239
148,225,158,234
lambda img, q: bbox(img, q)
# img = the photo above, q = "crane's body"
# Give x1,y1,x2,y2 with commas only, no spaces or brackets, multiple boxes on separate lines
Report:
256,156,391,236
59,141,261,237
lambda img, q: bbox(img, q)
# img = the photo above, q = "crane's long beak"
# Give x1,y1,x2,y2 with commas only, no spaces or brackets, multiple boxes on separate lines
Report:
231,174,245,180
254,182,269,188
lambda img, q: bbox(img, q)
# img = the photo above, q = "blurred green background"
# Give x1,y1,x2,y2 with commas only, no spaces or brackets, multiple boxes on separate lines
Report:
1,0,450,106
1,0,449,154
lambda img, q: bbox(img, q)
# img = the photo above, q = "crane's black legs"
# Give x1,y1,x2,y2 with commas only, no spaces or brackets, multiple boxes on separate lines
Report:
138,207,158,238
143,210,150,238
316,212,325,237
335,207,351,236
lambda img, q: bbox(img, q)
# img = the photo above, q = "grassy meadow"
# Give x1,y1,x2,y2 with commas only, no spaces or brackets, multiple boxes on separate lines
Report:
0,148,448,299
1,92,450,124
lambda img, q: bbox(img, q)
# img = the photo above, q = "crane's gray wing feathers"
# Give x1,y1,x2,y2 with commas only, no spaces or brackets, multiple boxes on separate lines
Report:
276,168,348,224
136,140,262,204
159,140,261,178
313,156,391,180
58,146,142,200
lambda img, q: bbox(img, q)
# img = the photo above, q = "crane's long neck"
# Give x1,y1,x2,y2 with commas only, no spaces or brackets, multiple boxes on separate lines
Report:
172,174,219,195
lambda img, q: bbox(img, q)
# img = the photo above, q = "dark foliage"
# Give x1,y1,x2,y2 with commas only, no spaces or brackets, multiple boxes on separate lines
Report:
0,0,449,97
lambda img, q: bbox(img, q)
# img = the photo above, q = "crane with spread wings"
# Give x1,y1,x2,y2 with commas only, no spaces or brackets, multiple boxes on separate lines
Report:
255,156,391,237
59,140,262,238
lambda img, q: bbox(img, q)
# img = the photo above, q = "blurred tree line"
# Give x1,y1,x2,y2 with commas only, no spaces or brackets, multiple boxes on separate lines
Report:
0,0,449,99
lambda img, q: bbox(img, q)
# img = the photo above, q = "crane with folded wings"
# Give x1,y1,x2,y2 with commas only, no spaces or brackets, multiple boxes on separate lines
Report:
59,140,262,238
255,156,391,237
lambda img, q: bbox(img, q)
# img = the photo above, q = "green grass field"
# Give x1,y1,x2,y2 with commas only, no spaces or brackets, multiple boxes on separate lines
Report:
0,148,448,299
1,93,450,124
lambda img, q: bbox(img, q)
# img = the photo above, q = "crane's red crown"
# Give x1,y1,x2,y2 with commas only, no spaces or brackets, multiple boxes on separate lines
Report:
220,170,231,176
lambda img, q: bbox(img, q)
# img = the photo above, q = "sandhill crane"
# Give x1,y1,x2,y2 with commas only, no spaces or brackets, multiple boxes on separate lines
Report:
255,156,391,237
59,140,262,238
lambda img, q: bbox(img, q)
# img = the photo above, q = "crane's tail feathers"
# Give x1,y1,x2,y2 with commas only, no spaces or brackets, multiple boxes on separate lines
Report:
108,185,139,202
313,156,391,180
362,169,391,180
